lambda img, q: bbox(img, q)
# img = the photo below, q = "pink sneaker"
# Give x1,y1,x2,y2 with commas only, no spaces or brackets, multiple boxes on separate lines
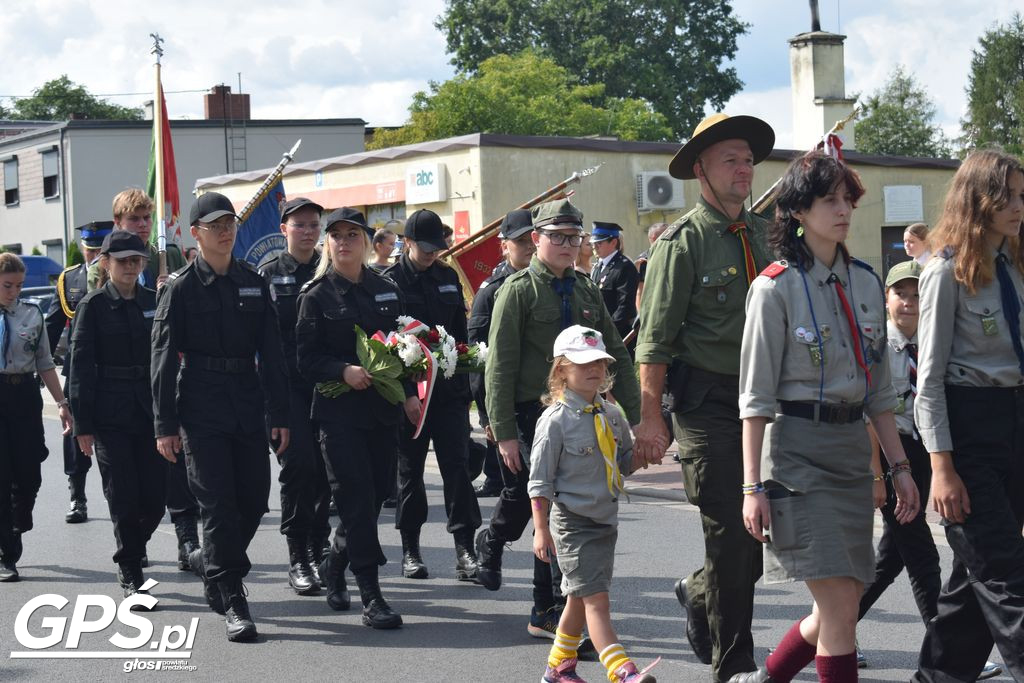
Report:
613,657,661,683
543,657,587,682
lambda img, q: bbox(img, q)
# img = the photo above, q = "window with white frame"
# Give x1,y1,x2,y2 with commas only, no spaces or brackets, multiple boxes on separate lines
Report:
41,149,59,199
3,157,18,206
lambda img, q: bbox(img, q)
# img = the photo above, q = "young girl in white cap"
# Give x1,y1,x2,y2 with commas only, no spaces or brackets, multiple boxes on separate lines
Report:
529,324,658,683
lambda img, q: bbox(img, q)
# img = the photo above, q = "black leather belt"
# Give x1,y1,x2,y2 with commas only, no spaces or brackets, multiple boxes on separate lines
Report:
182,354,255,374
97,365,147,380
779,400,864,424
0,372,34,385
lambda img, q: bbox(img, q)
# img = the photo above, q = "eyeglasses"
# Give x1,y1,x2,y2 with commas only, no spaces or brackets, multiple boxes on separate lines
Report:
287,221,321,232
197,219,238,234
538,229,584,247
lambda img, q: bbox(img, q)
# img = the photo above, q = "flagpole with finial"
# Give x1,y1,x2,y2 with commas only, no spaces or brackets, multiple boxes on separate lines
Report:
150,32,167,276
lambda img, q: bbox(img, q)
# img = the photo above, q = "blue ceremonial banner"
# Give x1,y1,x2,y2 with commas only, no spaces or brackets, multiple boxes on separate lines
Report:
233,179,287,267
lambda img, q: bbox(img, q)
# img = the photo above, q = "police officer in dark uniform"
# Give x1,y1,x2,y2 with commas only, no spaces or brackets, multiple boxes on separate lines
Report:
589,222,639,343
467,210,535,497
152,192,289,643
260,197,332,595
384,209,481,581
46,220,112,524
296,207,407,628
68,231,168,598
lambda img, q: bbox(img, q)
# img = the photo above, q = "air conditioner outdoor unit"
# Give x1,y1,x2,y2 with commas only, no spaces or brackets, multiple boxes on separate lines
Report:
636,172,685,212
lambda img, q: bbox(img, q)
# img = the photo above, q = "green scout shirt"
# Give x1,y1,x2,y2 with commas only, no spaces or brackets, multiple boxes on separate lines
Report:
635,197,771,375
485,257,641,442
88,242,186,288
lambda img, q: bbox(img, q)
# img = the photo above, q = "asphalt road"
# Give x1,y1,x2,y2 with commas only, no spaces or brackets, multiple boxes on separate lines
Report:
0,404,1009,681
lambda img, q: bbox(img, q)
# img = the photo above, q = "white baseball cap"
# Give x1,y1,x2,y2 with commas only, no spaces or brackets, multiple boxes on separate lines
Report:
553,325,615,364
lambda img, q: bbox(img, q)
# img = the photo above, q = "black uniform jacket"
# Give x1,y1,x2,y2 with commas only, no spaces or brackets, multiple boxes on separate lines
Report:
260,250,320,388
467,260,516,426
295,266,406,426
591,251,639,340
384,254,471,403
46,263,90,365
151,255,289,438
69,281,157,436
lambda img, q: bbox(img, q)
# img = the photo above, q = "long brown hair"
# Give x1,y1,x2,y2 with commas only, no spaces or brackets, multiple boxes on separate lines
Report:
930,149,1024,294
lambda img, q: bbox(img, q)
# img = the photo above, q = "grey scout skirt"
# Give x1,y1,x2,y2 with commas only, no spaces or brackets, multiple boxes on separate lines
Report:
760,414,875,584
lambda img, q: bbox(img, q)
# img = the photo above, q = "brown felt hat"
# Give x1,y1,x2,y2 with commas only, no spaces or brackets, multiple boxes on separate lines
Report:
668,113,775,180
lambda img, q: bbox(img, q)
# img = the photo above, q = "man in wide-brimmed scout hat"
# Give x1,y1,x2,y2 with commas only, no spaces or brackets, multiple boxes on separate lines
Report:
634,113,775,682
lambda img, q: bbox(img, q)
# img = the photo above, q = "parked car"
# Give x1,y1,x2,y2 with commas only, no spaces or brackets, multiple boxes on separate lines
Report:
20,255,63,287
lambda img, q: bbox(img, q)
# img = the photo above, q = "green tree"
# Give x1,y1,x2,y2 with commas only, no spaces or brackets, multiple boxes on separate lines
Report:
854,66,951,158
368,50,673,149
435,0,746,139
66,240,83,267
961,13,1024,155
8,75,143,121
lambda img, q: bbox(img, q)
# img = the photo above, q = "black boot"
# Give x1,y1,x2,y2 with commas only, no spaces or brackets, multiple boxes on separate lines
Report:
117,563,153,609
65,473,88,523
318,547,351,611
189,548,224,615
174,516,200,571
454,531,479,582
475,528,504,591
400,530,428,579
286,537,319,595
307,536,329,583
218,578,257,643
354,571,402,629
727,668,775,683
0,530,19,582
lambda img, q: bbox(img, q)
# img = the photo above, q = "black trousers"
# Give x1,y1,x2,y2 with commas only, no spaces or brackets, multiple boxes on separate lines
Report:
395,398,481,536
165,455,198,523
673,369,761,682
913,386,1024,683
94,429,167,566
859,433,941,623
481,439,502,486
486,400,564,611
277,386,330,541
61,377,91,477
0,379,46,559
182,429,270,583
319,420,393,573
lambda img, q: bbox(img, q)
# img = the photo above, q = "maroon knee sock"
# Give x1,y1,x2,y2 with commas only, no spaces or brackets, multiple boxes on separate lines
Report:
815,653,858,683
764,620,817,682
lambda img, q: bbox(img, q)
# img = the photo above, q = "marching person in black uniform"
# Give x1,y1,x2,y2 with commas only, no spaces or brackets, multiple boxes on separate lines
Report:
152,192,289,643
296,207,407,628
384,209,482,581
589,222,639,343
261,197,332,596
68,231,168,598
468,210,535,498
46,220,111,525
0,253,73,581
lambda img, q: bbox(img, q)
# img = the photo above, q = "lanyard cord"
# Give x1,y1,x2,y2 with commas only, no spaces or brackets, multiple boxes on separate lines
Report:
797,264,826,403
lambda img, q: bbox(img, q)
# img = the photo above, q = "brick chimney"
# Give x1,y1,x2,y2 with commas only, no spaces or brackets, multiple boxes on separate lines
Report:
204,85,251,120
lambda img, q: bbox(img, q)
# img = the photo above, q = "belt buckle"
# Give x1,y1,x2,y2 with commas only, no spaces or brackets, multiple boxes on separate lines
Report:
833,405,850,423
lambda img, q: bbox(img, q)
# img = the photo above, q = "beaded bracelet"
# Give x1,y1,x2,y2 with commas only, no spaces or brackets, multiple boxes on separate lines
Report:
890,459,912,476
872,474,884,482
741,481,766,495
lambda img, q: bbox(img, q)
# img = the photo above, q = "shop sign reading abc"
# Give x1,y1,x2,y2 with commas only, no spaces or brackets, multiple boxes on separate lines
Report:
10,580,199,667
405,162,447,204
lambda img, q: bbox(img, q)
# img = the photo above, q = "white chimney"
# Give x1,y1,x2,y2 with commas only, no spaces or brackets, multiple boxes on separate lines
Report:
788,31,857,150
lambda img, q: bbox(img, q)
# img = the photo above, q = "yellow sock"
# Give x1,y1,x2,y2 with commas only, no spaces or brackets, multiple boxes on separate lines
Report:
599,643,631,682
548,629,583,667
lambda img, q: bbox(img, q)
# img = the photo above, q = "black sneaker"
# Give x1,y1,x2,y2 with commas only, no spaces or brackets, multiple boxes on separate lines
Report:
527,606,561,639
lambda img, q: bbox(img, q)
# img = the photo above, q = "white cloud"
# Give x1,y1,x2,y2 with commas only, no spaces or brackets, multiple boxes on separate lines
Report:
717,86,795,149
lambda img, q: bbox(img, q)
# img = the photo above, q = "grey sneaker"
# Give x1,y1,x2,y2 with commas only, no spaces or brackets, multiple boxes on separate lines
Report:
978,661,1002,680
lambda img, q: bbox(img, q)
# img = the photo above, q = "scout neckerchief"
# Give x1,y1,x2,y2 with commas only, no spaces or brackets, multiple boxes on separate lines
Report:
551,275,576,330
995,251,1024,375
727,222,757,286
580,400,624,497
828,272,872,388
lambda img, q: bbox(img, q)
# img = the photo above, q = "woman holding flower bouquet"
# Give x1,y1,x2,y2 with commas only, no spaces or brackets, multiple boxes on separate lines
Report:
296,207,414,630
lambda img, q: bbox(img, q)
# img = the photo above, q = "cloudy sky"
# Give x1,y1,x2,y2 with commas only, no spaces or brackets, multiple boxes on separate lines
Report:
1,0,1020,149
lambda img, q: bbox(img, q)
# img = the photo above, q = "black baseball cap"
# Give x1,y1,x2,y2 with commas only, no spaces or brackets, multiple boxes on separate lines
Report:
499,209,534,240
403,209,447,252
190,192,238,226
324,207,373,237
100,230,149,259
280,197,323,221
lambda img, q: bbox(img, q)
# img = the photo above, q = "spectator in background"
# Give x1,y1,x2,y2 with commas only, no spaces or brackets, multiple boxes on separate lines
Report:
635,223,669,310
903,223,931,266
370,229,397,274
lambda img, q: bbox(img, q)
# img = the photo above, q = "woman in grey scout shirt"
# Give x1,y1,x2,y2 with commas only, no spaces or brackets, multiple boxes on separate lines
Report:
733,153,919,683
910,150,1024,683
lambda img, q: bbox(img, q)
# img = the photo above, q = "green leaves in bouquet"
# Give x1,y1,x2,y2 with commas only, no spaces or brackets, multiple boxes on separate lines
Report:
356,326,406,404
